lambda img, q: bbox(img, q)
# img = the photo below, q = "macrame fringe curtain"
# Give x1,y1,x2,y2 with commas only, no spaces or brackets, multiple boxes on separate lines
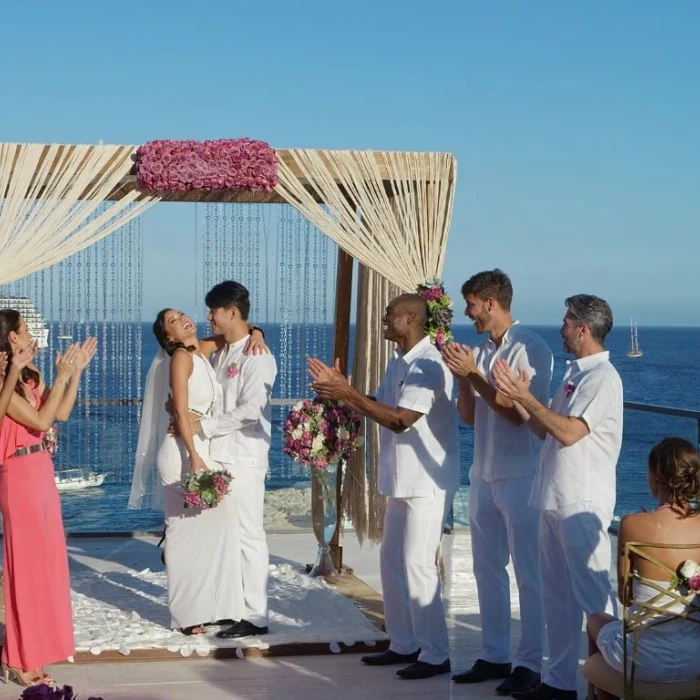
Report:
0,143,158,284
343,265,402,544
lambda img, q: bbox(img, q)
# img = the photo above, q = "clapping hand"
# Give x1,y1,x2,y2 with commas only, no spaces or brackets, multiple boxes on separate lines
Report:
492,359,531,403
55,344,82,378
12,341,38,370
307,357,350,400
441,342,477,379
72,337,98,373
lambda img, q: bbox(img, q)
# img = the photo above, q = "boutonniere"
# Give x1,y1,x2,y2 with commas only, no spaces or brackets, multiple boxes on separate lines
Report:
565,381,576,397
227,362,240,379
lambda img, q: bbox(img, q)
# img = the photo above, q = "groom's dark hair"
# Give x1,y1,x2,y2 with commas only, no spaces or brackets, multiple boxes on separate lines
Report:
206,281,250,320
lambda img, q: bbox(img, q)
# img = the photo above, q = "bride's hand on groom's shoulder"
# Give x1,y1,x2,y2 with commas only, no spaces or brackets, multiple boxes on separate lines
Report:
244,328,269,356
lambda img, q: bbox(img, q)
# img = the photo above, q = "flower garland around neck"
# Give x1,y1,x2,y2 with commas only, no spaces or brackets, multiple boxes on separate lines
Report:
417,280,453,350
135,138,278,192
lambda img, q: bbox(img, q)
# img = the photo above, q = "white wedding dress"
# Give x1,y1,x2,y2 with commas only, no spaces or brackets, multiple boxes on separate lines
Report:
157,353,243,629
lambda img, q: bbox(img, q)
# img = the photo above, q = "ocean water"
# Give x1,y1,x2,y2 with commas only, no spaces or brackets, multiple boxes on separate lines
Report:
48,323,700,532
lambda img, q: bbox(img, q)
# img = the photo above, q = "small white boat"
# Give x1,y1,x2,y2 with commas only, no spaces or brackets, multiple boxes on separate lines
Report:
626,320,643,358
55,469,106,492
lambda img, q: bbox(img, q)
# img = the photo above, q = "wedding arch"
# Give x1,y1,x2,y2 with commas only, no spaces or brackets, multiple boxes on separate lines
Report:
0,140,457,561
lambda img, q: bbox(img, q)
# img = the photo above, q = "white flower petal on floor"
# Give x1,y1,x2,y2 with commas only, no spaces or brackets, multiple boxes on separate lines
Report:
70,555,386,654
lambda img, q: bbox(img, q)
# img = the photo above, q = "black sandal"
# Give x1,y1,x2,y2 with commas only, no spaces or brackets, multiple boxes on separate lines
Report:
180,625,207,636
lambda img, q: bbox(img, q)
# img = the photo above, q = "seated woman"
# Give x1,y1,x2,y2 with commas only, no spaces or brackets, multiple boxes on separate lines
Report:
587,437,700,696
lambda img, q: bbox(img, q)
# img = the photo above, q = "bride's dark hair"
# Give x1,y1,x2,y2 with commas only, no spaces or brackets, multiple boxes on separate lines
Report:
649,437,700,518
0,309,41,394
153,309,196,357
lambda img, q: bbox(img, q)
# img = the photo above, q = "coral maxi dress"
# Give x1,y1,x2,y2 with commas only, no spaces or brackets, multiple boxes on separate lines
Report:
0,384,74,669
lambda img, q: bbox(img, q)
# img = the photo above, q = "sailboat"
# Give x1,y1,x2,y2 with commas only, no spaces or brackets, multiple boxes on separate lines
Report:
626,320,643,358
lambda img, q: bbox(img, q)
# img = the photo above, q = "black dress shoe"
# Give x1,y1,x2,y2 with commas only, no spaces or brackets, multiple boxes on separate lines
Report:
452,658,512,683
511,682,577,700
361,649,420,666
215,619,269,639
396,659,451,680
495,666,541,695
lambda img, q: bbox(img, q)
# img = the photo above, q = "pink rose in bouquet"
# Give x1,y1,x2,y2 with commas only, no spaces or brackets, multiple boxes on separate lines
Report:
283,398,362,470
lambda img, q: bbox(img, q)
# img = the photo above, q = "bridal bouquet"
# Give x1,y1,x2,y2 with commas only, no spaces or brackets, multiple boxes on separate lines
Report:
283,398,362,470
182,469,233,510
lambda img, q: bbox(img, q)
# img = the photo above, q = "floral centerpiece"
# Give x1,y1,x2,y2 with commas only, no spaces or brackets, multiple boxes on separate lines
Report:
182,469,233,510
135,138,278,192
283,399,362,472
671,559,700,592
417,280,453,350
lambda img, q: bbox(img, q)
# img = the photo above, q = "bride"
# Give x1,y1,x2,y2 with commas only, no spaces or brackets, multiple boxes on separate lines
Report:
129,308,265,635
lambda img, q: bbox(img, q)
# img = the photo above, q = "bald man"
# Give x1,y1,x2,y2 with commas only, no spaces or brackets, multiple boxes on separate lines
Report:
308,294,461,680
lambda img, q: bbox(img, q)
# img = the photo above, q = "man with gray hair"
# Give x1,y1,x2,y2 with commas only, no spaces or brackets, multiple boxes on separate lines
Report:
492,295,623,700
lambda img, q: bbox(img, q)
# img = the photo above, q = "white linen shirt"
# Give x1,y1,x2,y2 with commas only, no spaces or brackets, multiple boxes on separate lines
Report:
530,351,623,519
200,336,278,467
375,336,460,498
471,322,553,482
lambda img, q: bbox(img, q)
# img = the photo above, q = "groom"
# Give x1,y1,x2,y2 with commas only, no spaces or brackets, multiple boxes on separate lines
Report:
190,280,278,638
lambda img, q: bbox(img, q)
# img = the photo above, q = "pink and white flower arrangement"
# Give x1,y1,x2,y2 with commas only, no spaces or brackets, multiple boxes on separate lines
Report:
44,423,59,456
671,559,700,592
135,138,278,192
227,362,240,379
182,469,233,510
283,399,362,470
417,280,453,350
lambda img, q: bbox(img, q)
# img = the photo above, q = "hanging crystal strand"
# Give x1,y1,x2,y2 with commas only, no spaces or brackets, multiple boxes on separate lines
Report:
135,211,144,424
100,229,109,478
293,212,303,399
109,226,119,480
277,207,289,401
194,204,200,319
301,218,312,381
203,205,212,310
262,207,271,325
320,222,331,363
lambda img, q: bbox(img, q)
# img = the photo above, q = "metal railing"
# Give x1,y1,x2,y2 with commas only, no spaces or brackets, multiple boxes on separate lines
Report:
444,400,700,534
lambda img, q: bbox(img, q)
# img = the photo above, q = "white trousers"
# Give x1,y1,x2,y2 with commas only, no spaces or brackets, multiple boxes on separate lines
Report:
469,474,543,672
381,491,452,665
223,462,269,628
540,505,616,691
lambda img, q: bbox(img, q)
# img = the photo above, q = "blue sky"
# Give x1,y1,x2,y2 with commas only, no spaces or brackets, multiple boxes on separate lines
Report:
1,1,698,325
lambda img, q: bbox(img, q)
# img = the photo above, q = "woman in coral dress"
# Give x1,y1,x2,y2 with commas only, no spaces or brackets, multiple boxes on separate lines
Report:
0,309,96,687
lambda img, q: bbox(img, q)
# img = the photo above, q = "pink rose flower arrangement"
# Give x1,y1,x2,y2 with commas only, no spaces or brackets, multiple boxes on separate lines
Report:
182,468,233,510
565,381,576,397
417,280,453,350
671,559,700,592
227,362,240,379
283,399,362,470
44,422,59,456
135,138,278,192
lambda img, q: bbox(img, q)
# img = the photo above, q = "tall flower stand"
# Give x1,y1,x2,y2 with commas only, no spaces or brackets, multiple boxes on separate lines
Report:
308,463,340,579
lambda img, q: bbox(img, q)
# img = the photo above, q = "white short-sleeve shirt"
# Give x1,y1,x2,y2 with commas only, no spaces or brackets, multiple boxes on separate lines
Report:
530,351,623,519
471,322,553,482
375,336,461,498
